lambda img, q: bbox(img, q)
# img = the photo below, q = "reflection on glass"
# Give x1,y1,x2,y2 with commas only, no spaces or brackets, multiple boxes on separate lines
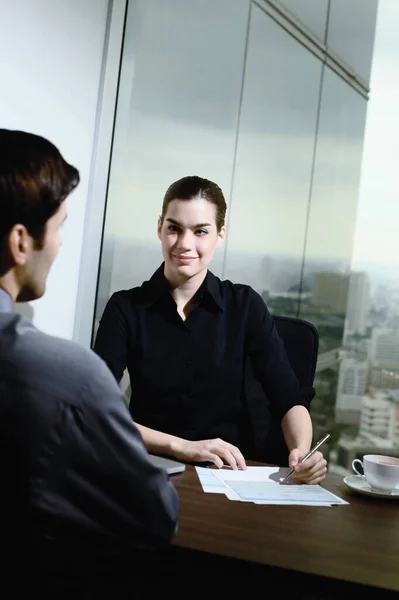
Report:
300,66,370,474
94,0,249,327
302,68,367,278
276,0,328,42
327,0,378,84
224,3,322,309
337,1,399,472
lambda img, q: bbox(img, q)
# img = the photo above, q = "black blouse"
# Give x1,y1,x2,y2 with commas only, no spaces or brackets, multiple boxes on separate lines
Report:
93,264,308,452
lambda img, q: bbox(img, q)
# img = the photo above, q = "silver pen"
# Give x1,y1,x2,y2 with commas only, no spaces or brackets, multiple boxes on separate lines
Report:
280,433,331,484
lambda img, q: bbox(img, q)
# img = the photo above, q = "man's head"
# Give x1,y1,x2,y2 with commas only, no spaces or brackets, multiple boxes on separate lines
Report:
0,129,79,302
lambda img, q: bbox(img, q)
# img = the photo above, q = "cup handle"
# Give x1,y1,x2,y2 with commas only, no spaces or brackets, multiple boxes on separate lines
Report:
352,458,365,477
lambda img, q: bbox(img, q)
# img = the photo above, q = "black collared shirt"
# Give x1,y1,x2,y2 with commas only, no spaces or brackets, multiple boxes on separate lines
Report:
94,265,308,452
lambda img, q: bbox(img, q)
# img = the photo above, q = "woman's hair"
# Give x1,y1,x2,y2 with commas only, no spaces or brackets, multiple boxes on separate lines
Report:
0,129,80,251
161,175,227,232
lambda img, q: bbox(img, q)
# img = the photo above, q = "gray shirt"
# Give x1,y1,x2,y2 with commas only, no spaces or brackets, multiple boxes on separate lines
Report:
0,288,179,559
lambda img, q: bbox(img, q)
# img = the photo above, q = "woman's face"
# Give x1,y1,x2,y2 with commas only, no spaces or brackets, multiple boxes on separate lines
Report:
157,197,225,284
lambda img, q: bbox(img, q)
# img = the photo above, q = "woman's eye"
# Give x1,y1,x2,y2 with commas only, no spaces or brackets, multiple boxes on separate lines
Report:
195,229,208,236
168,225,179,232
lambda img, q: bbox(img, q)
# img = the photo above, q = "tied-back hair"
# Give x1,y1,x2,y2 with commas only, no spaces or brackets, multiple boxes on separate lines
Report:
0,129,80,251
161,175,227,232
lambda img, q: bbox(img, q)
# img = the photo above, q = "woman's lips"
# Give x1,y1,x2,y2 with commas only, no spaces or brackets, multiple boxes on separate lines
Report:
174,255,197,263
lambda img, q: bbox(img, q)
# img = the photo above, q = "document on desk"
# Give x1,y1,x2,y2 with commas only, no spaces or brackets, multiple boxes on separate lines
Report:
196,465,287,493
195,466,229,494
195,466,348,506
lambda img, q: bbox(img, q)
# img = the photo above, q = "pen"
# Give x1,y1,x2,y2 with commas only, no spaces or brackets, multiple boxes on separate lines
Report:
280,433,331,484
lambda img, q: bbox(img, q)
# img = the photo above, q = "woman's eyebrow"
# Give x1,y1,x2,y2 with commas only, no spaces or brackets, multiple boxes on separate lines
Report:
165,218,212,228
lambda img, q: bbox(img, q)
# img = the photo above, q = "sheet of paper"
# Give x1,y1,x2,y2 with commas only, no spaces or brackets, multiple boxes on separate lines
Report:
195,466,228,493
195,465,289,494
226,480,346,504
195,465,348,505
211,465,289,483
198,466,348,506
220,486,334,506
213,473,348,505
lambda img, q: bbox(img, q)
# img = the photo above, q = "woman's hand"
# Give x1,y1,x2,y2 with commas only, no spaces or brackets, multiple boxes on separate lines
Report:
176,438,247,470
287,448,327,484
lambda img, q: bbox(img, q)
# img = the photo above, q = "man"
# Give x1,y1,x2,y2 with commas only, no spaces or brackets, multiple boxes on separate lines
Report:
0,129,179,594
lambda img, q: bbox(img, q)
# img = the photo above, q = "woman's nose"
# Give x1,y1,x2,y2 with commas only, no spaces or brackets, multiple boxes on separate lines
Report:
177,230,192,249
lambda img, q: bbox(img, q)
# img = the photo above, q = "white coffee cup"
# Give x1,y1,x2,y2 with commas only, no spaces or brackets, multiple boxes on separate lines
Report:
352,454,399,492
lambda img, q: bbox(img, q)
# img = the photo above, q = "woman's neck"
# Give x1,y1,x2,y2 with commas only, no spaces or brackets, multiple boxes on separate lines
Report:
165,267,208,319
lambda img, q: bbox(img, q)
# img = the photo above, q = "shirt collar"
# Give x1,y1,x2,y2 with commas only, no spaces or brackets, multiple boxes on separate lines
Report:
143,264,225,312
0,287,14,313
142,263,172,306
199,270,225,312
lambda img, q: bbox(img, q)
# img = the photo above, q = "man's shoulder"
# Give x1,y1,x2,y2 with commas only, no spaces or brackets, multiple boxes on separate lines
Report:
2,314,120,407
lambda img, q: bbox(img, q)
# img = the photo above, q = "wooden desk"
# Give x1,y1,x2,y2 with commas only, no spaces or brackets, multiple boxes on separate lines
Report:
167,464,399,597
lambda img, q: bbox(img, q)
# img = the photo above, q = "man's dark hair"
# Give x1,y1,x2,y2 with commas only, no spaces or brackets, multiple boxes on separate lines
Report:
0,129,80,252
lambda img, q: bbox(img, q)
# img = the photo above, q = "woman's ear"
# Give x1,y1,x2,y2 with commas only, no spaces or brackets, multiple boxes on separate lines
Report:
157,217,163,240
216,225,226,248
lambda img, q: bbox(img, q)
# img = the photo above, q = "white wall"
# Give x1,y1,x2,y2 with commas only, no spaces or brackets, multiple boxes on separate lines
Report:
0,0,111,339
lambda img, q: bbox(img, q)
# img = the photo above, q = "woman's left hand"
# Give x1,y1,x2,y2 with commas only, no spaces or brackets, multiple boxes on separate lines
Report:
287,448,327,484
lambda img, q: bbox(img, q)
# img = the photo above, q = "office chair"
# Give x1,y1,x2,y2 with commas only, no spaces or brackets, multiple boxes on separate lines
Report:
244,315,319,466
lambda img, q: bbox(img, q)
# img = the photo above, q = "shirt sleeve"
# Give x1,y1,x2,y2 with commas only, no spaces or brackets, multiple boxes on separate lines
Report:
245,289,310,421
37,355,180,551
93,292,131,383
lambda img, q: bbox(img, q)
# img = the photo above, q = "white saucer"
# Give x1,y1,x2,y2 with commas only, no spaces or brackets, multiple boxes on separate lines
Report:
343,474,399,499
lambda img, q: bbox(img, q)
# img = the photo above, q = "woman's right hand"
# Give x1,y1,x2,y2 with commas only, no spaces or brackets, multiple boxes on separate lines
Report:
175,438,247,470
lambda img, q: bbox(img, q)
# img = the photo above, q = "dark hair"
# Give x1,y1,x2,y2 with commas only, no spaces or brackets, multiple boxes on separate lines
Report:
0,129,80,250
161,175,227,231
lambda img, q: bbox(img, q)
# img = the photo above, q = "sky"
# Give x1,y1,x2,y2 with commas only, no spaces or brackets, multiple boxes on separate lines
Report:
352,0,399,269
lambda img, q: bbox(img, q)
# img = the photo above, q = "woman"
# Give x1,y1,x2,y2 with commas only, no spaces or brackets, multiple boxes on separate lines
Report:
94,175,327,483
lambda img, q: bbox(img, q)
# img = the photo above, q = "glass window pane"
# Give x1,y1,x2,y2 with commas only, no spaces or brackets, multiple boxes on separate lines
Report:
327,0,378,84
299,66,368,464
301,68,368,283
276,0,328,41
334,1,399,470
94,0,250,325
224,4,322,311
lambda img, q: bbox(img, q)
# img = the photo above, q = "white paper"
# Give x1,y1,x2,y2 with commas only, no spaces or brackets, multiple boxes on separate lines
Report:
221,479,347,505
195,466,348,506
212,465,288,483
195,465,285,494
195,466,228,493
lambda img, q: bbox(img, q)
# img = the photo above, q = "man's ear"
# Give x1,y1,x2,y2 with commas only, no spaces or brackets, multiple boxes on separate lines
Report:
216,225,226,248
7,224,32,266
157,217,163,240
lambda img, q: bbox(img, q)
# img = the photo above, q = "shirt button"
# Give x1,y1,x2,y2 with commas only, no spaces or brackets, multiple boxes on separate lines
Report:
187,360,192,366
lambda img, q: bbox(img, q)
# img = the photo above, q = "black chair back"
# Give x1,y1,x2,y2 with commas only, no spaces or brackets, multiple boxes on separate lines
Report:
244,315,319,466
